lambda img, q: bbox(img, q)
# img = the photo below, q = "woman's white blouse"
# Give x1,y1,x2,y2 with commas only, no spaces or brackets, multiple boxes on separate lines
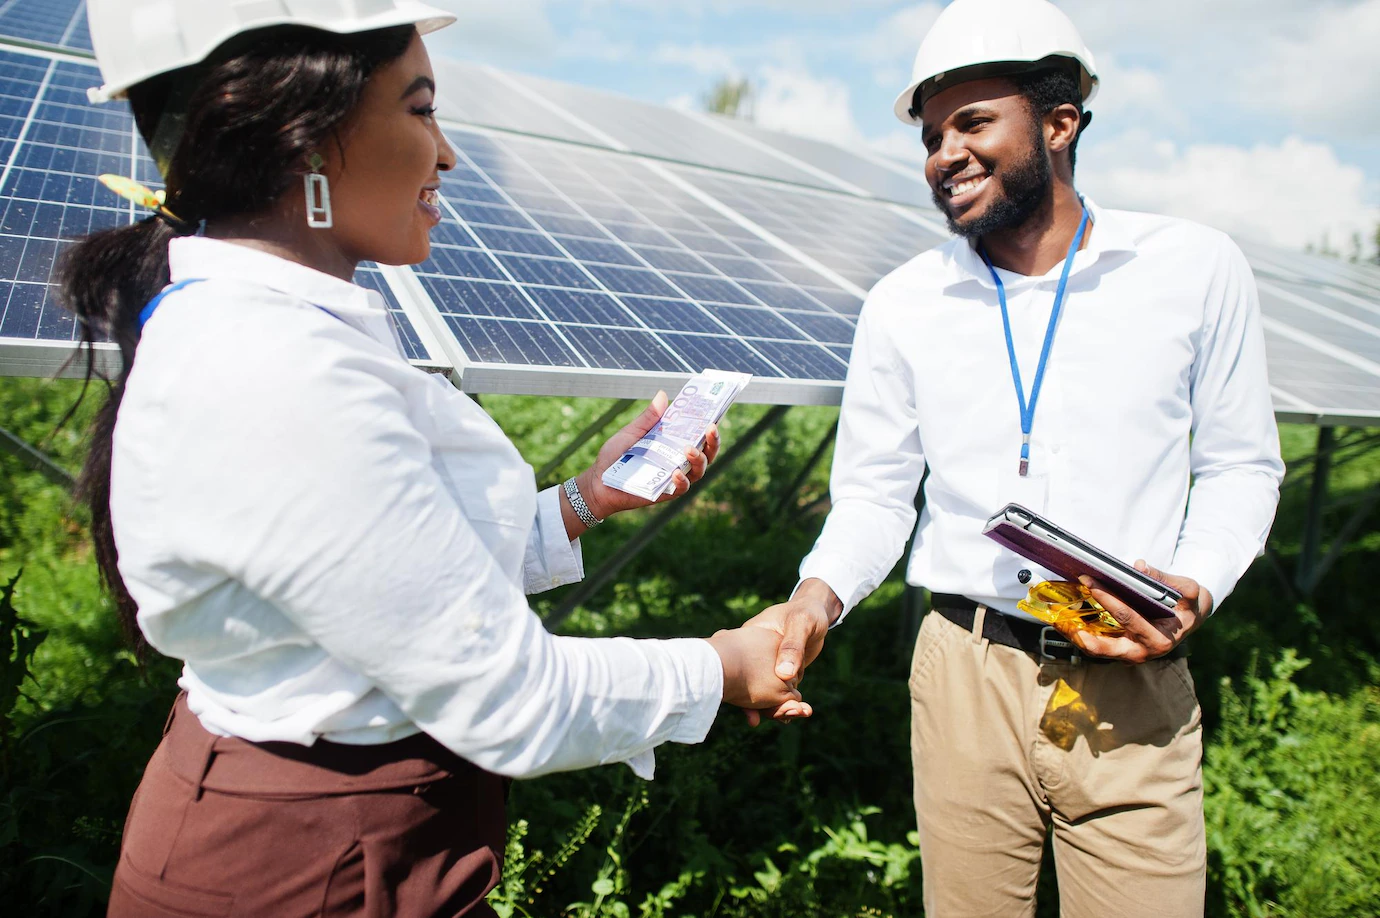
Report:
109,237,722,780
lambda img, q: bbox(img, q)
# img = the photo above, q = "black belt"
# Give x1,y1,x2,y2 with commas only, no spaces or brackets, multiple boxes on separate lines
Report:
931,594,1184,665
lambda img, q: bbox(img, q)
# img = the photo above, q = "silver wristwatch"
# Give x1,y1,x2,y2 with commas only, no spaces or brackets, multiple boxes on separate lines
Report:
563,477,603,528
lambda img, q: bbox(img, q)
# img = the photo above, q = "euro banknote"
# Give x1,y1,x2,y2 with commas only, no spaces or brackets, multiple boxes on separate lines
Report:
601,369,753,501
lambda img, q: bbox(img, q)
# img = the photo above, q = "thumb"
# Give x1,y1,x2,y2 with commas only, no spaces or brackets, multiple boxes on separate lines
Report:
625,391,668,438
775,609,813,680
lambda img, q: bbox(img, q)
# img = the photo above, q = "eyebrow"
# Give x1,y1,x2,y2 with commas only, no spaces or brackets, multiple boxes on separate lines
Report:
922,104,1001,144
401,76,436,98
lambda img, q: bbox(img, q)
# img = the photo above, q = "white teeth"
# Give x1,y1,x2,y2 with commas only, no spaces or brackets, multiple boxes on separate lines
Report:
421,188,440,206
946,176,986,197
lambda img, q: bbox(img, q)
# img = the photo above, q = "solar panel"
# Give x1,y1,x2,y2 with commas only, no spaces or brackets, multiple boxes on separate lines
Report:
404,127,863,399
432,59,604,148
671,166,949,297
506,71,840,193
703,112,937,210
0,0,90,53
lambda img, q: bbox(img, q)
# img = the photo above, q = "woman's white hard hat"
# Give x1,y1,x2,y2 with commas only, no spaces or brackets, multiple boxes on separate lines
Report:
86,0,457,104
893,0,1098,126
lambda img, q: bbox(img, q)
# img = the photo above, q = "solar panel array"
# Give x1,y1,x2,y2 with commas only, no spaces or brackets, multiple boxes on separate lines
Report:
0,0,1378,423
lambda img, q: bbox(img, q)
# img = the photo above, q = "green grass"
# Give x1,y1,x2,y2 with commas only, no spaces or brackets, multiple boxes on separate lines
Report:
1,377,1377,916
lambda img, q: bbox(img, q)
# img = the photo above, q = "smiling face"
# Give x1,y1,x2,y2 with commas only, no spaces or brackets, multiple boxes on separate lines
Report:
921,77,1053,240
322,30,456,266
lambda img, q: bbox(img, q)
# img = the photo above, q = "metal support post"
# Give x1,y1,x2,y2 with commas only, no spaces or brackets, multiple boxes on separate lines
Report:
536,398,636,487
1301,481,1380,594
1296,425,1334,594
769,418,838,521
545,405,791,629
0,425,74,491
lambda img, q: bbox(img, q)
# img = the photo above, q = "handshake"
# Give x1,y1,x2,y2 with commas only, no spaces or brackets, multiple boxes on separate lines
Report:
705,579,842,726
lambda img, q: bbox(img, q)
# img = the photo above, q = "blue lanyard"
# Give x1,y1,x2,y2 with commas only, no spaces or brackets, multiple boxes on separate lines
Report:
138,278,205,330
980,205,1089,477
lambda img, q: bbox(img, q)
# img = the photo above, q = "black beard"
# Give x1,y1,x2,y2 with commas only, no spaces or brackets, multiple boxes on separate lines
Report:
931,141,1052,240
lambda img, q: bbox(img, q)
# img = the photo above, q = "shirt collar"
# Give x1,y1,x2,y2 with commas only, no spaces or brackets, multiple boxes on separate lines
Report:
941,196,1138,293
166,236,386,319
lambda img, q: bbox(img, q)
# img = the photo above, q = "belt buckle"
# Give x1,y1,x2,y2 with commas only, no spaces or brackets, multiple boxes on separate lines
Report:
1038,626,1081,665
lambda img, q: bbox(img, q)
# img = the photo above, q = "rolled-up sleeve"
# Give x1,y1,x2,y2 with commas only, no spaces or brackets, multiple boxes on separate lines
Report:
524,486,585,593
797,293,926,621
167,312,723,779
1172,236,1284,608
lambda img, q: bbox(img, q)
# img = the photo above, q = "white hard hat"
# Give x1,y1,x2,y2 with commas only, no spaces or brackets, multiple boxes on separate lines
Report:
893,0,1098,126
86,0,457,104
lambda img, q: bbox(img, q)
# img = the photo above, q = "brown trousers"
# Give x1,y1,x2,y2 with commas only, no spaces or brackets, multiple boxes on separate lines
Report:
910,610,1206,917
108,695,506,918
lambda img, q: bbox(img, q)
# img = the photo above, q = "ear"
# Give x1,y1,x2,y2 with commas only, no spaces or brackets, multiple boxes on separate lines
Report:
1045,102,1083,155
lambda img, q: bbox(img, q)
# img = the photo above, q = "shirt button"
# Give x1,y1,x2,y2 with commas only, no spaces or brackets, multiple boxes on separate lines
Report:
1051,444,1062,454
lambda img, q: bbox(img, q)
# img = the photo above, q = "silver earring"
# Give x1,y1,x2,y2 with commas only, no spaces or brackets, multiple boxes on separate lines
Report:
305,153,333,229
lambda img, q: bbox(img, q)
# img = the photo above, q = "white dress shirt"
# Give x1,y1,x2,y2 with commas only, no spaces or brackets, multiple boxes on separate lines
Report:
800,200,1284,623
110,236,723,779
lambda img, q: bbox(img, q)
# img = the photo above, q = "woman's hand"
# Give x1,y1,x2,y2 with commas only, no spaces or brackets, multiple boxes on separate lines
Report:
574,392,720,522
706,626,813,719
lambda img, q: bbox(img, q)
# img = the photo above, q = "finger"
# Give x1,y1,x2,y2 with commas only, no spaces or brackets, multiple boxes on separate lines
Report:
1079,576,1163,642
1135,559,1197,596
684,447,708,482
744,709,762,728
775,610,814,680
659,471,688,500
1070,628,1150,662
703,425,721,464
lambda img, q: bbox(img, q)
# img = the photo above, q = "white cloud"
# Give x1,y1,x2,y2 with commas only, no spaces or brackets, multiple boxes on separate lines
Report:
752,66,867,147
654,42,741,77
1080,132,1380,253
854,3,943,90
1243,0,1380,137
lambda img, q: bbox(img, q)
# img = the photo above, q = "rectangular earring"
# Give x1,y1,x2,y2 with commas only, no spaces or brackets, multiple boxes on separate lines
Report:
305,154,333,229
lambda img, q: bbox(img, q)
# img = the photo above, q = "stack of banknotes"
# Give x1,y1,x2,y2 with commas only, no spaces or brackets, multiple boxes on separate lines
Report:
602,369,753,500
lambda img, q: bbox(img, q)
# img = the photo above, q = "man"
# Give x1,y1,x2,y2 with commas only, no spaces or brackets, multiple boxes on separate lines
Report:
746,0,1284,914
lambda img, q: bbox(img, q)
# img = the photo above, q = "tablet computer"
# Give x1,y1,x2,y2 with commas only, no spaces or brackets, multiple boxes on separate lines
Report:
982,503,1182,621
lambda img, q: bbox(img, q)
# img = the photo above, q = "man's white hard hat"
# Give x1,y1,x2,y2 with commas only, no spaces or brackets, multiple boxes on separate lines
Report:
86,0,457,104
893,0,1098,126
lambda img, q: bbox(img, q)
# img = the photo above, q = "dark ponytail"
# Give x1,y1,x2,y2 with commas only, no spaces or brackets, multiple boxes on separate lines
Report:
57,24,415,653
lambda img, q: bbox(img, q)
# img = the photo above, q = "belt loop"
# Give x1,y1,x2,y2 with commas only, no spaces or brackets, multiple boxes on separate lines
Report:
972,604,988,645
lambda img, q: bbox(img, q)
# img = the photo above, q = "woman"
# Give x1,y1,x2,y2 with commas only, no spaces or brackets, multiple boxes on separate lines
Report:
68,3,806,915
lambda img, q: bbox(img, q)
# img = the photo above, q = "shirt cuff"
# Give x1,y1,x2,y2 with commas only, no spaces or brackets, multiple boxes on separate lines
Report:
795,553,870,627
1168,544,1232,614
618,638,723,782
523,486,585,593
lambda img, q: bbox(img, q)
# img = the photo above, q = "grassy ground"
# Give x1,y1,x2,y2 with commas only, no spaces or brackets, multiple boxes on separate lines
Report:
1,377,1377,916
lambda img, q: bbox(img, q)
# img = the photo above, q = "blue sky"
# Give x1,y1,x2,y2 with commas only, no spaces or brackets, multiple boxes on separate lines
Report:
425,1,1380,258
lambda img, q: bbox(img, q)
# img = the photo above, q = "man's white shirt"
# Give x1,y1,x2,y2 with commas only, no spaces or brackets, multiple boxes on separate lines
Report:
799,199,1284,623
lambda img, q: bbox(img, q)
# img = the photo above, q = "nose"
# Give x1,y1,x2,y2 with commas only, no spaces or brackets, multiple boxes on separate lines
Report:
932,129,969,176
435,124,457,173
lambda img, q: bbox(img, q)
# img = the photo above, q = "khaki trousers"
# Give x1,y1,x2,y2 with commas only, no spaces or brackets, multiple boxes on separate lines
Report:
909,610,1206,917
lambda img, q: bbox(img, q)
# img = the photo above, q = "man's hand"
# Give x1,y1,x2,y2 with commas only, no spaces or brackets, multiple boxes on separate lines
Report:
1072,561,1212,663
740,578,841,726
569,392,721,528
706,626,811,718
